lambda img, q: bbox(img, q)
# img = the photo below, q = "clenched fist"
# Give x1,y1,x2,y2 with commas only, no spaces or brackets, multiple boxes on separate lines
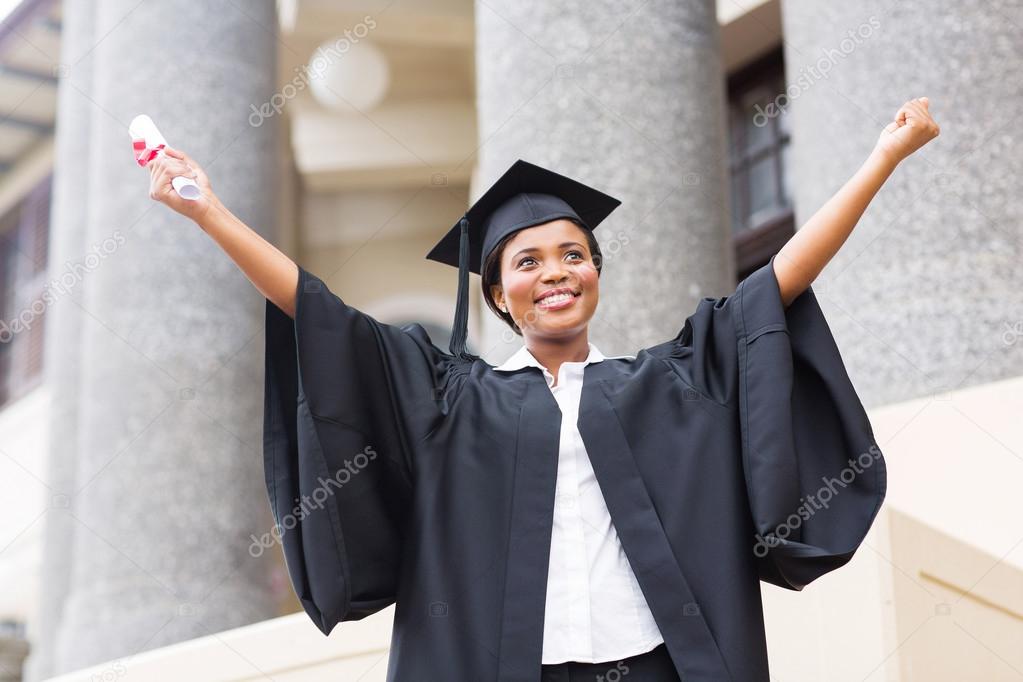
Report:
874,96,941,165
148,146,219,223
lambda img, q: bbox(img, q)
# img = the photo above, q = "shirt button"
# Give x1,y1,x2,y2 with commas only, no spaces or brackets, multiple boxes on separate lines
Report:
556,493,575,508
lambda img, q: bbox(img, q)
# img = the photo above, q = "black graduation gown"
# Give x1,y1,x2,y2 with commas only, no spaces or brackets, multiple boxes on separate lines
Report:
262,253,887,681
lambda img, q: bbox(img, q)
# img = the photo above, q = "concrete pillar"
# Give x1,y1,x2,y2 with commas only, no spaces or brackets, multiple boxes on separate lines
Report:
473,0,732,359
780,0,1023,407
50,0,280,672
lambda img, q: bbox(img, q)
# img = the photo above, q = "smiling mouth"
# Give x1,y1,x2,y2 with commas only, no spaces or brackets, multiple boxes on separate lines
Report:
534,290,580,306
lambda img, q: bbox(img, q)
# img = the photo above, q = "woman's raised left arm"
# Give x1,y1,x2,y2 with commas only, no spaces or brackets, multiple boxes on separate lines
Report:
773,96,941,307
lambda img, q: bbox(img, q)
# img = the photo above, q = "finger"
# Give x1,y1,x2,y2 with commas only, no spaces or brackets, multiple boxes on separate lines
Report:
900,101,925,123
166,146,193,165
906,103,929,124
154,170,172,198
164,160,194,177
149,173,166,201
164,147,196,170
155,166,183,194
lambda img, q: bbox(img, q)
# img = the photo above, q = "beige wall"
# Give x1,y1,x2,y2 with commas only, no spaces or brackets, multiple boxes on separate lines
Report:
44,609,396,682
889,509,1023,681
763,373,1023,680
871,375,1023,570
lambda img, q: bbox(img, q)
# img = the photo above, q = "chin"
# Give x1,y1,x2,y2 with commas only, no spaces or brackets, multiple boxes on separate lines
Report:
533,316,590,336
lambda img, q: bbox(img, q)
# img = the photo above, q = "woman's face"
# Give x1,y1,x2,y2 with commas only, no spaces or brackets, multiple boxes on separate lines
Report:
489,219,599,340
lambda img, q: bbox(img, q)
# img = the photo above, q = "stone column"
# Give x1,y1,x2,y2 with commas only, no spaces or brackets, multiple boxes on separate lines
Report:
473,0,732,359
50,0,280,672
780,0,1023,406
22,1,93,678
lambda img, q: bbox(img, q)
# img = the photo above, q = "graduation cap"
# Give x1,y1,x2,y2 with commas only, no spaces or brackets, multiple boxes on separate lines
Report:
426,159,622,360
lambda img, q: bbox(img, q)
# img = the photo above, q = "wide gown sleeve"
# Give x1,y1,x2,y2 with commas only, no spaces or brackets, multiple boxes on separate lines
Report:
651,253,887,590
263,265,460,634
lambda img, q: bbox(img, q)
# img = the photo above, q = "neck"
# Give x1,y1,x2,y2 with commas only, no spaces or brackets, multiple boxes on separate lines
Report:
524,332,590,386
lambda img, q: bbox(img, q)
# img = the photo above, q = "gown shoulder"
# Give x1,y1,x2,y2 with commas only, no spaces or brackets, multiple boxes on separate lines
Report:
644,254,887,589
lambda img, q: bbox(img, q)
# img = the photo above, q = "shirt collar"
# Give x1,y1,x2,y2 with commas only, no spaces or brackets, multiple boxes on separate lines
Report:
492,342,634,372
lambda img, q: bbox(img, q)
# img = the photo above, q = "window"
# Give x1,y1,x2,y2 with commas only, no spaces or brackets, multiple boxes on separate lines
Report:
726,47,794,281
0,174,52,409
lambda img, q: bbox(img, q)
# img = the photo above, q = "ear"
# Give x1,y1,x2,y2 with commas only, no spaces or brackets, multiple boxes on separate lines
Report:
490,283,505,312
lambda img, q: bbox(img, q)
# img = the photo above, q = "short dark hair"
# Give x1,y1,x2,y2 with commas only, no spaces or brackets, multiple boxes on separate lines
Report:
481,219,603,336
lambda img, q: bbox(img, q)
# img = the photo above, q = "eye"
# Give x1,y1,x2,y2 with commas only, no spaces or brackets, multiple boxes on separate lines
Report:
517,250,584,268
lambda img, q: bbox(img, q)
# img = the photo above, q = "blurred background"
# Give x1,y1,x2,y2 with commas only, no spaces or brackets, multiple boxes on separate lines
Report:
0,0,1021,679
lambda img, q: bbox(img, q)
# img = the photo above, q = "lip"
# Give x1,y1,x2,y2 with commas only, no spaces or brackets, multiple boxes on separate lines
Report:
534,288,580,310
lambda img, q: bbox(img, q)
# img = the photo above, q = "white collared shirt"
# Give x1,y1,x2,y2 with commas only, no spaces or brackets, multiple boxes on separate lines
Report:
493,342,665,664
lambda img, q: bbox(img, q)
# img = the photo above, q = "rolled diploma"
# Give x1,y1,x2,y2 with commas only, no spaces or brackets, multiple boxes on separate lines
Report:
129,114,201,201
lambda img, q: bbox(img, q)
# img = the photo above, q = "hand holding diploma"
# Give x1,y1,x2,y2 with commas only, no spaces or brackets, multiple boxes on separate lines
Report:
132,115,217,223
146,145,217,223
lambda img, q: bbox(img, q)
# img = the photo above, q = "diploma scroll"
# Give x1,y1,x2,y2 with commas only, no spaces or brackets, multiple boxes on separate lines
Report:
129,114,201,201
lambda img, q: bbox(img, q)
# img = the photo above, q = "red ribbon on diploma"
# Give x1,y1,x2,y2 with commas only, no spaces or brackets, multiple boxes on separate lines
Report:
132,138,165,167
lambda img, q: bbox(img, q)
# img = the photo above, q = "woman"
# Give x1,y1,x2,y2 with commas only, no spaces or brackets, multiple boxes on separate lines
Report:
149,97,939,681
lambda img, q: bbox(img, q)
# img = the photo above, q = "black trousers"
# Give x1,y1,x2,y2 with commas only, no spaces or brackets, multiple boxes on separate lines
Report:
540,643,680,681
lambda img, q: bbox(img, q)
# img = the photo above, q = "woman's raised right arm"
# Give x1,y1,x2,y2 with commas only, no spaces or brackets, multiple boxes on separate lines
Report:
147,146,300,318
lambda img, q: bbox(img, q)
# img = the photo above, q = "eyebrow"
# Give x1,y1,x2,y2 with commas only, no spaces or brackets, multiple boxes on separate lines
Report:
510,241,586,261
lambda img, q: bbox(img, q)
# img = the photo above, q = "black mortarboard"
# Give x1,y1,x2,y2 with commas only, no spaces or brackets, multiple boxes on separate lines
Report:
425,159,622,360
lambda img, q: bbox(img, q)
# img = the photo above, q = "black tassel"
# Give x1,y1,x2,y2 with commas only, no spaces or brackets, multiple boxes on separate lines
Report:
449,216,473,360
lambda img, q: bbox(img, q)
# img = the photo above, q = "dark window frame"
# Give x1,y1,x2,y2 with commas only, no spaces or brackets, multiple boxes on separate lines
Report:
0,173,52,409
726,46,795,281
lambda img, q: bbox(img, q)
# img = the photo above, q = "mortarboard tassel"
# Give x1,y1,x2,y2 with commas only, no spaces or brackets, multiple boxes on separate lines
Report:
449,215,472,360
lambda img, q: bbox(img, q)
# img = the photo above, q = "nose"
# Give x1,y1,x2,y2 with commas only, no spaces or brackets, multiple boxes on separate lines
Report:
540,260,569,283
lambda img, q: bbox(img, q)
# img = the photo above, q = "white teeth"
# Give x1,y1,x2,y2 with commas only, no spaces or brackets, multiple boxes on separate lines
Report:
538,292,573,306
